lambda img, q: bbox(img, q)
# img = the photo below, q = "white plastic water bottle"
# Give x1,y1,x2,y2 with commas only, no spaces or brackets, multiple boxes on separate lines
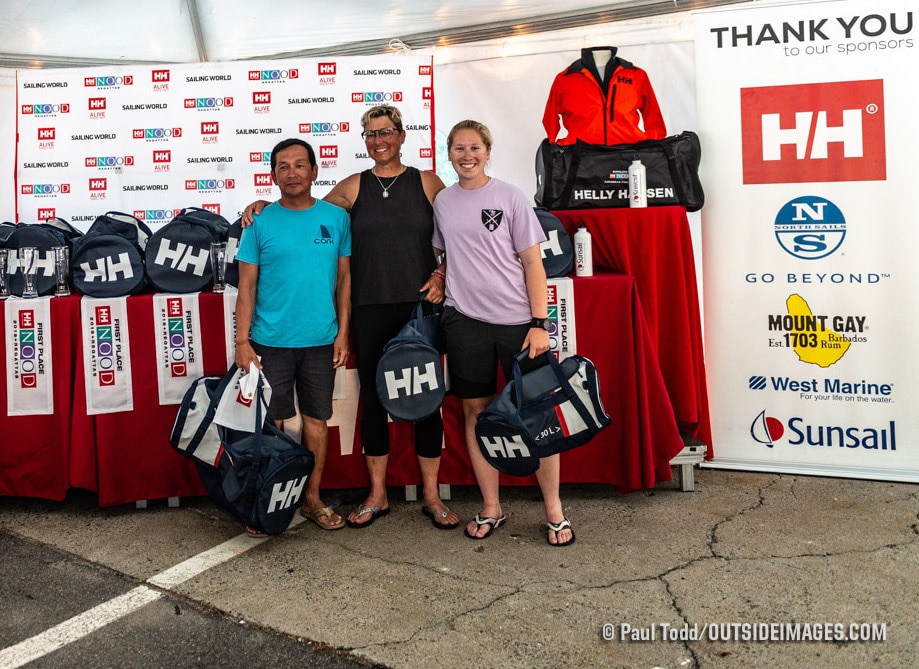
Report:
574,224,593,277
629,157,647,208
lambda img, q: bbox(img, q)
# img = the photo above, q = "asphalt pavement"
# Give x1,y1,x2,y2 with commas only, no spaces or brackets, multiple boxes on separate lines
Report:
1,467,917,668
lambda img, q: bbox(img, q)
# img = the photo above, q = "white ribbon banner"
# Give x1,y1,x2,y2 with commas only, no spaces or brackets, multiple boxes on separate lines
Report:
5,297,54,415
153,293,204,405
80,296,133,414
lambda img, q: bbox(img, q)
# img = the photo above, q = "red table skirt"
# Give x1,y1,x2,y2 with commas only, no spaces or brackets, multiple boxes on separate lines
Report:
3,272,685,503
552,207,712,451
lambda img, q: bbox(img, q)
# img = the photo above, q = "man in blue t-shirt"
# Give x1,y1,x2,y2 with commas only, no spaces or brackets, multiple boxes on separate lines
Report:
235,138,351,535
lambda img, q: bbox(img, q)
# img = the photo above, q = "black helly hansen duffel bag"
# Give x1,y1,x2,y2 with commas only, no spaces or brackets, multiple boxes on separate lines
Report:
145,207,229,293
71,211,151,297
535,131,704,212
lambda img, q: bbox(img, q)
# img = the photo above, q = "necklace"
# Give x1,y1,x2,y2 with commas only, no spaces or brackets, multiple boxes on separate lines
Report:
372,169,403,198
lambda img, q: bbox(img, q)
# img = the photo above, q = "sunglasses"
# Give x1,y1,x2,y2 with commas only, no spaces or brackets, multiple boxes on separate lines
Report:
361,127,400,140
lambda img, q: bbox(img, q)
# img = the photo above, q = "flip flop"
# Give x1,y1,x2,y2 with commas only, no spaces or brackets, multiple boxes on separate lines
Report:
245,526,268,538
422,506,460,530
300,506,346,530
547,518,576,547
464,513,506,540
345,506,390,529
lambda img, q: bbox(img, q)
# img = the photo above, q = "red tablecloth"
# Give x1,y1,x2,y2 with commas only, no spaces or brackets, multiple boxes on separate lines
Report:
3,273,685,502
552,207,712,451
0,296,80,501
323,272,685,494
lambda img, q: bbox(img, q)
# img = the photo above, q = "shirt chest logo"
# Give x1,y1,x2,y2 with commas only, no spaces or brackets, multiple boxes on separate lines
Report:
481,209,503,232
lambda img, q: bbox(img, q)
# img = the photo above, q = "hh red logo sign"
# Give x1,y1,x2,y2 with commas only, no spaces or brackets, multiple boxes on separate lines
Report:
741,79,886,184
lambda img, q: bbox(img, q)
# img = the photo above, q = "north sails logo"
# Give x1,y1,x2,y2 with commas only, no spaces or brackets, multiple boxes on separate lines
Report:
481,209,503,232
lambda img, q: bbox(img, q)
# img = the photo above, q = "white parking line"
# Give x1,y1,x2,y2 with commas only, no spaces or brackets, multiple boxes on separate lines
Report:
0,530,278,669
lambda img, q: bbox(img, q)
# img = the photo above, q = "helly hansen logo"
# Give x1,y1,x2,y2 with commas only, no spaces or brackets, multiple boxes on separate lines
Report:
320,145,338,158
616,75,633,85
200,121,220,134
540,229,565,261
88,97,106,110
419,65,432,76
254,174,272,186
37,208,56,220
153,150,171,163
479,435,532,460
38,128,56,140
318,63,336,75
152,70,170,82
88,178,107,191
267,476,308,513
253,91,271,104
153,239,210,276
741,79,886,184
79,252,136,283
383,362,440,400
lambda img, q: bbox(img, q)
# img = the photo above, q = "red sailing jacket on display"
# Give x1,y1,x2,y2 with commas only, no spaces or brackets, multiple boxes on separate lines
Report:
542,47,667,146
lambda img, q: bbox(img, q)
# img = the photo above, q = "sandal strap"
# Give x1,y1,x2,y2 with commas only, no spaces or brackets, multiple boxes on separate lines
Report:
547,518,572,532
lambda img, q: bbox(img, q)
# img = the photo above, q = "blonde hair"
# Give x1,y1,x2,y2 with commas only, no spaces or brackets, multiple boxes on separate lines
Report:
447,119,493,151
360,104,403,132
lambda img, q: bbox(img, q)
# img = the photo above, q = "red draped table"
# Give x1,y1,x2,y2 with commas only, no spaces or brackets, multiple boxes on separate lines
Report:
2,270,689,503
552,206,712,452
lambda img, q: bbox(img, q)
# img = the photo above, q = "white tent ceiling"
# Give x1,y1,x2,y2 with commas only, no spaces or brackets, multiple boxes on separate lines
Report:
1,0,746,68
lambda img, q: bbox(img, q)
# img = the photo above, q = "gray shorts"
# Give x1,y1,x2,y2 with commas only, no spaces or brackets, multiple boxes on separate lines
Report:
249,342,335,421
441,306,530,399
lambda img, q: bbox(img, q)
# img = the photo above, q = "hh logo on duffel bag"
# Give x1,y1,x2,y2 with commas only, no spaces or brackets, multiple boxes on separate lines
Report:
479,435,533,460
152,239,210,276
383,362,440,399
267,475,308,513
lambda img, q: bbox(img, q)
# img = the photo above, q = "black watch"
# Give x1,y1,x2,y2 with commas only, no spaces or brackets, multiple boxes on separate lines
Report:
529,317,550,330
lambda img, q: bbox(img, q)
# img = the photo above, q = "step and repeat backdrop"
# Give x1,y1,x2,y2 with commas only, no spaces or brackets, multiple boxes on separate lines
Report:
696,0,918,482
15,55,434,229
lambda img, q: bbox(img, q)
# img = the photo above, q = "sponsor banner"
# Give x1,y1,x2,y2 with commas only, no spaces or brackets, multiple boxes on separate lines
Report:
222,286,238,368
4,298,54,415
547,277,577,360
80,296,133,414
695,0,918,481
16,56,435,229
152,293,204,404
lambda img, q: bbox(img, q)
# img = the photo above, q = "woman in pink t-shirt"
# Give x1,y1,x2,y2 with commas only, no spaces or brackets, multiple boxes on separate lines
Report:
433,120,575,547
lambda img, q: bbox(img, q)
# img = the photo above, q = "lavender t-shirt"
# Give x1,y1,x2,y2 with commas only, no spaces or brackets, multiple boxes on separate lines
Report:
433,177,546,325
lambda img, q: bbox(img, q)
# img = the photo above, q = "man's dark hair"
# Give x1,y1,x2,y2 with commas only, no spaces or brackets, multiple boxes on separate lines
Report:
270,138,316,171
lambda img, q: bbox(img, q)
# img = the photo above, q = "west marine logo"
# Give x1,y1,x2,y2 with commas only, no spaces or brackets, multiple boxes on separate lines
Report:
751,410,896,451
314,225,334,245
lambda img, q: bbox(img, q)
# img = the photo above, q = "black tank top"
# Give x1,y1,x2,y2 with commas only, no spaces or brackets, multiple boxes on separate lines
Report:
350,166,437,306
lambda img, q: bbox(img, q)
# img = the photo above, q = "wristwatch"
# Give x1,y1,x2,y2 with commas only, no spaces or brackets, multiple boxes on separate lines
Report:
529,317,550,330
